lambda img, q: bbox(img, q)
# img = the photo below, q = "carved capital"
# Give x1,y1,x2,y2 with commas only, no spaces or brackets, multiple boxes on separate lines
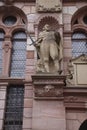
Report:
3,42,12,53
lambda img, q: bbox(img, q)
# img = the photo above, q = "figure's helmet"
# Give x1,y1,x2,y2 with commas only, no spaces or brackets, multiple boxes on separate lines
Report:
43,24,50,31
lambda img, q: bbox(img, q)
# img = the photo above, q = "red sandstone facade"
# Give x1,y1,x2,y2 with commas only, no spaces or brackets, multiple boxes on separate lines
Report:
0,0,87,130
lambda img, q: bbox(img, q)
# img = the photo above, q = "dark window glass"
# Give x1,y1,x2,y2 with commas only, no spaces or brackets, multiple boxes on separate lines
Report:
3,85,24,130
83,16,87,25
72,32,87,57
10,31,27,78
3,16,17,26
0,31,4,73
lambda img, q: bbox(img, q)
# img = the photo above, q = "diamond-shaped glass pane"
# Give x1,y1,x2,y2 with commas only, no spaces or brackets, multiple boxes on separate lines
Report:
3,16,17,26
10,31,26,78
3,85,24,130
72,32,87,57
72,32,86,39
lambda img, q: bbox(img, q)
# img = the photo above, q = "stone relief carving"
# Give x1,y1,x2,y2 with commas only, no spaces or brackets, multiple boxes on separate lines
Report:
66,54,87,86
66,60,74,86
36,0,62,12
3,42,12,53
32,75,66,99
35,24,63,74
64,96,87,103
34,85,63,97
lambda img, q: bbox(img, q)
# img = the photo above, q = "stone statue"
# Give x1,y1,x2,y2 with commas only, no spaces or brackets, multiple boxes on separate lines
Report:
66,60,74,86
35,24,63,73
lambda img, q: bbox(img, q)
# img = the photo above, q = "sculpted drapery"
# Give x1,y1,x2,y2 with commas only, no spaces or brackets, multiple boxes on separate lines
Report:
35,24,63,73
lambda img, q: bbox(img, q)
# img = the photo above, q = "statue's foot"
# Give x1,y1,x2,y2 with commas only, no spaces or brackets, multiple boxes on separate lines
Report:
58,70,62,75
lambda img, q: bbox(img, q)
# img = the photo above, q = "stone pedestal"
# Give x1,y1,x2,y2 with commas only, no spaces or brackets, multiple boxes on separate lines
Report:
32,74,66,99
32,74,66,130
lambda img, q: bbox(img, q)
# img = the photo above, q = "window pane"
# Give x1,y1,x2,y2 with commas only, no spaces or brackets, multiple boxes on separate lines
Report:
0,31,4,74
3,16,17,26
10,31,27,78
3,85,24,130
72,32,87,57
72,32,86,39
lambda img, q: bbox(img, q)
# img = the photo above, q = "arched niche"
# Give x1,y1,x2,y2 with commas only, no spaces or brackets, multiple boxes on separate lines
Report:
79,119,87,130
38,16,59,32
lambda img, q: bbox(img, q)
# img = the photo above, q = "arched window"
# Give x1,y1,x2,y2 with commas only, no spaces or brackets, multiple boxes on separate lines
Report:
72,32,87,57
0,30,4,73
10,31,27,78
79,119,87,130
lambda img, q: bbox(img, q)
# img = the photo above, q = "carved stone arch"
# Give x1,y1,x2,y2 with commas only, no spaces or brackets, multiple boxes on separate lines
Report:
0,25,6,34
72,26,87,34
35,14,60,31
0,6,28,37
0,6,28,25
71,6,87,31
9,26,26,37
79,119,87,130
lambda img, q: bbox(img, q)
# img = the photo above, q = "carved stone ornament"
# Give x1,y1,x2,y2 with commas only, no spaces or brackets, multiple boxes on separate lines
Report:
3,42,12,53
36,0,62,12
34,85,63,98
32,74,66,99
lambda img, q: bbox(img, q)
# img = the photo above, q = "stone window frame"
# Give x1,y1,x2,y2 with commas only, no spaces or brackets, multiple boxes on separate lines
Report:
0,6,27,79
71,6,87,58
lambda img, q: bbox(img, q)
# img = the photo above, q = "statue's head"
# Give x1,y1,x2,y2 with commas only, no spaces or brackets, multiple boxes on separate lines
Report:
43,24,50,31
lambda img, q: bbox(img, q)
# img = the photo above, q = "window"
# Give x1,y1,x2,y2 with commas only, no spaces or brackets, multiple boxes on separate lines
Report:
3,16,17,26
10,31,27,78
3,85,24,130
0,6,27,77
72,32,87,57
0,30,4,73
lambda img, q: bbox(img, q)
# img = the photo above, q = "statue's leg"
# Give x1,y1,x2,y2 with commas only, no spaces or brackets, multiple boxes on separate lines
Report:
40,42,50,72
50,43,59,72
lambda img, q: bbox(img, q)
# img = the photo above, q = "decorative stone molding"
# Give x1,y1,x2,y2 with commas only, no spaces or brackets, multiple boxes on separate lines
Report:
64,87,87,109
32,74,66,99
3,0,14,5
3,42,12,53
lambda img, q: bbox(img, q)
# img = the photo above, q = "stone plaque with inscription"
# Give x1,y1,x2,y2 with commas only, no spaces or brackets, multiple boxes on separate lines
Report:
36,0,62,12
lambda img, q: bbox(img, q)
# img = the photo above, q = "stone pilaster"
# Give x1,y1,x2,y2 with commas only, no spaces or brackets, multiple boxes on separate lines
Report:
32,74,66,130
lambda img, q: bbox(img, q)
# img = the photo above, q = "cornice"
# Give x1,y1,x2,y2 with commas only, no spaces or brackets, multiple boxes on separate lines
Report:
63,0,87,2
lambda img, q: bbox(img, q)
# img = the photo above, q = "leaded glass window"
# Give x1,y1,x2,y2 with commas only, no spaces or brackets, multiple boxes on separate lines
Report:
3,85,24,130
3,16,17,26
72,32,87,57
83,16,87,25
10,31,27,77
0,30,4,73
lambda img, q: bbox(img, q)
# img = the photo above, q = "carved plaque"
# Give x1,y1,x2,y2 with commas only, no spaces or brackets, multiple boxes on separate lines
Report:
36,0,62,12
76,64,87,85
71,54,87,86
32,74,66,99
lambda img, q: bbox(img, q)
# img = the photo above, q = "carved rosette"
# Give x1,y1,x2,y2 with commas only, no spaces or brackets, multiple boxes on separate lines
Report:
32,74,66,99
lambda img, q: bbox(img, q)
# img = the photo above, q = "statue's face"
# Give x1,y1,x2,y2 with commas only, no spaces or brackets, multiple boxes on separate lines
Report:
43,24,50,31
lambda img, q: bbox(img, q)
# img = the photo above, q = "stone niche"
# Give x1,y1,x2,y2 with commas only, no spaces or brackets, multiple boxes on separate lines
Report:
36,0,62,12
